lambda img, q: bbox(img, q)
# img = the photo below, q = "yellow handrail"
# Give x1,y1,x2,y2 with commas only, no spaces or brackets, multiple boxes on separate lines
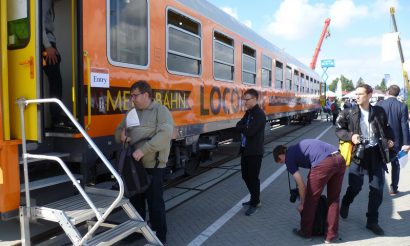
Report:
83,51,91,130
71,0,77,118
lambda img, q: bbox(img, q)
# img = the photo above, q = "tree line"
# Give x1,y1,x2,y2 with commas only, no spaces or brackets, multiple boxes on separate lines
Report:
327,75,387,92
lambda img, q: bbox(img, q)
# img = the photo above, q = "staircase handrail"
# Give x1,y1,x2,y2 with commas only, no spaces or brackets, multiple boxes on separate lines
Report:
17,98,124,245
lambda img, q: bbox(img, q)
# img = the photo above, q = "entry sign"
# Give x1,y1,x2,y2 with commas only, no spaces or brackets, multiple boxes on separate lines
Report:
91,68,110,88
321,59,335,68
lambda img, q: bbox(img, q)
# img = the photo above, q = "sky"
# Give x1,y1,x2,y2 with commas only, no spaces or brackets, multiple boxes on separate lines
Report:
206,0,410,90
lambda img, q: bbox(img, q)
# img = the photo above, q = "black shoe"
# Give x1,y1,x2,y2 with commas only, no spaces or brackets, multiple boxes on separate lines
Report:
245,206,258,216
292,228,312,241
366,223,384,235
242,201,251,206
389,189,399,196
340,204,349,219
242,201,262,207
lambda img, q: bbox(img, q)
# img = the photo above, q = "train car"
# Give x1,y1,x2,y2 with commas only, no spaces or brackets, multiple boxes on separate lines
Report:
0,0,322,223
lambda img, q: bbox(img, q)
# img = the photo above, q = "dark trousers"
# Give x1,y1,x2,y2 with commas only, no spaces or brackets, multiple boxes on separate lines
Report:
301,154,345,240
43,42,63,124
240,155,262,206
342,147,385,225
332,113,339,125
129,168,167,243
390,157,400,192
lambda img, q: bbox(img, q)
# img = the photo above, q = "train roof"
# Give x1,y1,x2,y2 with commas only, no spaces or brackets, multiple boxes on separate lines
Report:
175,0,319,78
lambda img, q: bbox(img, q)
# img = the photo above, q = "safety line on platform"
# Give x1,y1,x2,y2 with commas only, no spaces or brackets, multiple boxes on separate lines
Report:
187,125,333,246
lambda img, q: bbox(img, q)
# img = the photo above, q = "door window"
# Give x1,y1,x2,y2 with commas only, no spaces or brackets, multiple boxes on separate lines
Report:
7,0,30,49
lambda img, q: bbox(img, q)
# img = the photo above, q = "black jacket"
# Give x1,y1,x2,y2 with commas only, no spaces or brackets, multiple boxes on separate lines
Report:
236,104,266,156
377,97,410,151
335,104,394,166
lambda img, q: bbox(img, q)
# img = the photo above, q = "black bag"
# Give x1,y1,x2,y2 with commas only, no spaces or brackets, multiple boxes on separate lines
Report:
117,144,151,198
312,195,328,236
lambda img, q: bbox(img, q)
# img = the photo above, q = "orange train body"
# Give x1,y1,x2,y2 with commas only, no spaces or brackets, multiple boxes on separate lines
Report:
82,0,322,139
0,0,322,218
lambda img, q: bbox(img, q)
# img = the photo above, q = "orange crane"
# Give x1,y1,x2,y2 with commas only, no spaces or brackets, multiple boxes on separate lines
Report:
310,18,331,70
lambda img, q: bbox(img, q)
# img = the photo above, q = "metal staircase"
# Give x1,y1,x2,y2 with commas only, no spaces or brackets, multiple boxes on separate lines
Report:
17,98,163,246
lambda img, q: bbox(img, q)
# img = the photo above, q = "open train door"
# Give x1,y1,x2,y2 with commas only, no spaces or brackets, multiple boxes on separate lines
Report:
7,0,41,141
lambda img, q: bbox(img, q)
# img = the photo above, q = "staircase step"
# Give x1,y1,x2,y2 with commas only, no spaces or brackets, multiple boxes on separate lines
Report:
33,191,127,225
19,152,70,164
86,220,146,246
20,174,81,192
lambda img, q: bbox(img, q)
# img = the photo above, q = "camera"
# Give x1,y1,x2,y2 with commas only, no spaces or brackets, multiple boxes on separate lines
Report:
355,136,369,159
290,188,299,203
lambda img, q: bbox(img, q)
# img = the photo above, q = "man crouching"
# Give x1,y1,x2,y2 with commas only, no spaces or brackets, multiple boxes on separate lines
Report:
273,139,345,243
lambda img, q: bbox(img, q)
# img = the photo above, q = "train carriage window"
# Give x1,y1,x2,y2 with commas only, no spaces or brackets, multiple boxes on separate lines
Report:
7,0,30,49
275,61,283,89
305,76,309,93
167,9,201,76
285,66,292,91
214,31,234,81
300,73,305,93
310,77,314,93
242,45,256,84
108,0,149,68
294,70,299,93
261,55,272,87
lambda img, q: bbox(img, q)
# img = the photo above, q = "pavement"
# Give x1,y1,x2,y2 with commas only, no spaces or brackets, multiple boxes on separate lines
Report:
163,119,410,246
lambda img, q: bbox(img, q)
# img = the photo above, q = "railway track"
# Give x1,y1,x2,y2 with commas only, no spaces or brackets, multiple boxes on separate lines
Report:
163,120,322,211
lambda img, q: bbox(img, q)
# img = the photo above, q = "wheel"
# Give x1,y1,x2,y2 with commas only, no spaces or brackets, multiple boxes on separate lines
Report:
184,156,200,176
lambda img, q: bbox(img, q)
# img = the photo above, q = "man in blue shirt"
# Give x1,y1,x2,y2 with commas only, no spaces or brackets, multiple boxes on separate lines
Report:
273,139,345,243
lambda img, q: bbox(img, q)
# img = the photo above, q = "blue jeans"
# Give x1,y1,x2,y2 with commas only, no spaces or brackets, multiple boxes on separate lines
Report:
342,147,385,225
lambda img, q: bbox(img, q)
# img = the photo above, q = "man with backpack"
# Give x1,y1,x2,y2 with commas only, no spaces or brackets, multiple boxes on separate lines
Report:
273,139,346,243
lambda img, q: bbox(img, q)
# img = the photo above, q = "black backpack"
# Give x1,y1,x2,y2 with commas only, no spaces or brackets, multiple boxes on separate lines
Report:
312,195,328,236
117,144,152,198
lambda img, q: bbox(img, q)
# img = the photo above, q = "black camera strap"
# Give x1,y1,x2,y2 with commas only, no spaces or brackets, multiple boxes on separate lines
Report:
287,171,294,191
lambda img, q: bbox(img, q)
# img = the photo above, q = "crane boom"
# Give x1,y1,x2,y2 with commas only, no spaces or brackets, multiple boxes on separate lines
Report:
390,7,409,100
310,18,331,70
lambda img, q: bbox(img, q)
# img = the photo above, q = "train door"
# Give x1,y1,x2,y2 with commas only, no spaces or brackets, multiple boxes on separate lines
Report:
7,0,41,141
43,0,80,131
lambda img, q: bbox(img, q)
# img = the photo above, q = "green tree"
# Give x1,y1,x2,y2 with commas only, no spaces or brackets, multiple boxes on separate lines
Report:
327,75,354,92
328,78,338,91
340,75,354,91
356,77,365,87
375,78,387,92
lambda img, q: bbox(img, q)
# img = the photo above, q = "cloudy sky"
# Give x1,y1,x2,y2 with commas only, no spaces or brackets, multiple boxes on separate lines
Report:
207,0,410,89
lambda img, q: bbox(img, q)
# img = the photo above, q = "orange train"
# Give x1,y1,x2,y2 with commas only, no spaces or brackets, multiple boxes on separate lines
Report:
0,0,322,219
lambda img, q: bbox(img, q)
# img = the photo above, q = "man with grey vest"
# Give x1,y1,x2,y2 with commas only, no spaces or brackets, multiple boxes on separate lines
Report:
115,80,174,244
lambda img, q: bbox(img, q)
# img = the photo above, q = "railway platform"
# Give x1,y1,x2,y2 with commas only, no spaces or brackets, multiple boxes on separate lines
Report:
1,118,410,245
161,119,410,246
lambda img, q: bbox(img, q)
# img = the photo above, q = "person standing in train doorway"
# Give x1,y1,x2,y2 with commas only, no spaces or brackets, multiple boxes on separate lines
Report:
377,85,410,195
115,80,174,244
42,0,66,128
236,88,266,216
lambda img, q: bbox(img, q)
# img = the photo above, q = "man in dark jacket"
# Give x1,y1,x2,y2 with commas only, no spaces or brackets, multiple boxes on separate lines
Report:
236,88,266,216
377,85,410,195
336,84,394,236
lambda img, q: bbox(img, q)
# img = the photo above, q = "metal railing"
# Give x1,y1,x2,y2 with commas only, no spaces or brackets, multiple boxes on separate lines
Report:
17,98,124,245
